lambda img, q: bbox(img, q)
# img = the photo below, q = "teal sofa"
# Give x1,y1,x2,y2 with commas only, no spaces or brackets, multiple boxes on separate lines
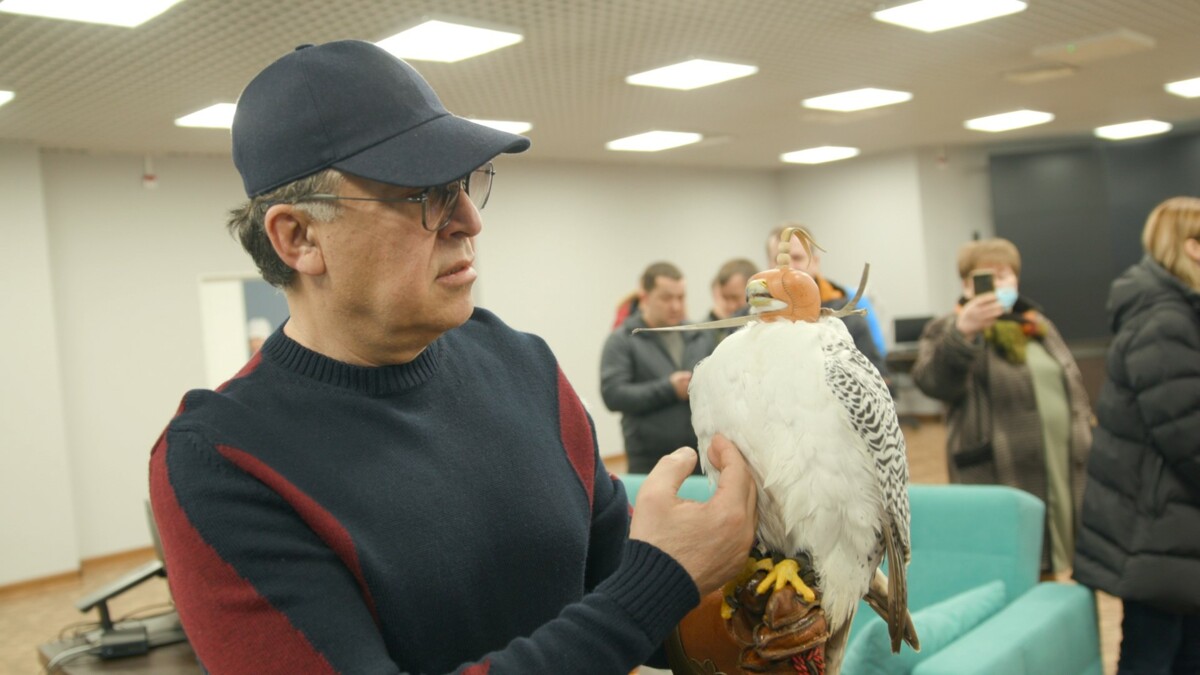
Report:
616,476,1103,675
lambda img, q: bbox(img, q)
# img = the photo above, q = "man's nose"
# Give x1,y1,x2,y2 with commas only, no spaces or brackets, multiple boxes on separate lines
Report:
441,190,483,238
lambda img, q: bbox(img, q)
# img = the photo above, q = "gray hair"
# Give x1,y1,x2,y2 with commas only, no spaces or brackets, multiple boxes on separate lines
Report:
226,169,345,287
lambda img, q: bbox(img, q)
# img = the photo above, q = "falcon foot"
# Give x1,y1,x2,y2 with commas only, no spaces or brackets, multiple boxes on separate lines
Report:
756,558,816,604
725,559,830,674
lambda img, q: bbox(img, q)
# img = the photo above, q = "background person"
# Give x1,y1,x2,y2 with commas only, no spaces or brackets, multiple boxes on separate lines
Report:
706,257,759,345
766,224,888,358
911,237,1092,576
148,40,756,675
765,225,890,383
601,262,713,474
1073,196,1200,673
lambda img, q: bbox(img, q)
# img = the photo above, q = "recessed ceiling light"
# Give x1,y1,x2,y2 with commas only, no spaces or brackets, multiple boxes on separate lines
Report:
625,59,758,91
964,109,1054,132
1094,119,1172,140
780,146,861,164
376,19,523,63
1165,76,1200,98
802,88,913,112
606,131,703,152
1003,64,1077,85
0,90,13,108
468,119,532,135
175,103,237,129
872,0,1026,33
0,0,184,27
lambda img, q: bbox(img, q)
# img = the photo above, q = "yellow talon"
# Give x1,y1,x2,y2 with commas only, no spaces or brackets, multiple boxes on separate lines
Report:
755,558,816,603
720,557,773,619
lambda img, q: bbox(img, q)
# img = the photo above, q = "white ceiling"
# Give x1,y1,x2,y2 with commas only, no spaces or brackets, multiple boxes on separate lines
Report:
1,0,1199,169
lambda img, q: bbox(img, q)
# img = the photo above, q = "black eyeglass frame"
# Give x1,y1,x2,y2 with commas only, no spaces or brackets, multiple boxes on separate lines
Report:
288,162,495,232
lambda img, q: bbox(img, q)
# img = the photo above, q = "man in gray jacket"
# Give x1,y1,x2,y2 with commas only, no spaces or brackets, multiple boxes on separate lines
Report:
601,262,713,474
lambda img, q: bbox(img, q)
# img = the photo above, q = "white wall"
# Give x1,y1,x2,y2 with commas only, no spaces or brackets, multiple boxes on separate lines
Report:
777,150,932,334
2,144,991,584
41,151,250,559
0,143,79,586
915,145,995,313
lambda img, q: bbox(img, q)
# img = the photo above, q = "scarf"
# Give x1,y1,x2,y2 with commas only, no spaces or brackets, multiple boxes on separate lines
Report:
984,311,1047,363
956,296,1048,364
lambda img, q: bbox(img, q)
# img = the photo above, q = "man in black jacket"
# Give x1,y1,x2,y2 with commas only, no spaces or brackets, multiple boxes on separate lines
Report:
601,262,713,474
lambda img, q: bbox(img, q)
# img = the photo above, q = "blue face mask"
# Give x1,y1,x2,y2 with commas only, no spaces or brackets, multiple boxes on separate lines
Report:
995,286,1019,312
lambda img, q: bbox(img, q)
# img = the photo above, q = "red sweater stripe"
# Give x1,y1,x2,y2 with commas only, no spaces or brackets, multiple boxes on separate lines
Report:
557,367,596,509
214,444,381,624
149,435,337,675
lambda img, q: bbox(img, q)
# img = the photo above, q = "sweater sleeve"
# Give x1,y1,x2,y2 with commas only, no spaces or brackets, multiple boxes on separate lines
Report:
1121,308,1200,490
600,331,677,414
911,314,979,403
151,425,698,675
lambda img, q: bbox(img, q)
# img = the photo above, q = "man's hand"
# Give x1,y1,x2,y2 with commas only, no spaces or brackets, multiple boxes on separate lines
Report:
669,371,692,400
629,435,757,596
955,293,1004,340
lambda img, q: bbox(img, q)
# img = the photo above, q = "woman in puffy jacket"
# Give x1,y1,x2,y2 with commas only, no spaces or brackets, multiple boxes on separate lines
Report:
1073,196,1200,674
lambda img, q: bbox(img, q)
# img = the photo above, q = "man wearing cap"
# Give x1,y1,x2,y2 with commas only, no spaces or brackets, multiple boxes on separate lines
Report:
148,40,756,675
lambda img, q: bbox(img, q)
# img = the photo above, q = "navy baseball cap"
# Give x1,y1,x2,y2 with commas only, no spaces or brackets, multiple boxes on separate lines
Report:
232,40,530,197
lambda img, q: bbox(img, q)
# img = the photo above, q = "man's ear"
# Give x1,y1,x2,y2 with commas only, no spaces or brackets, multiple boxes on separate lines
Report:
264,204,326,277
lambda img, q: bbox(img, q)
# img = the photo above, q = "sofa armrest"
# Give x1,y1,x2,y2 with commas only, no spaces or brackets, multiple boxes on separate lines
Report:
913,583,1102,675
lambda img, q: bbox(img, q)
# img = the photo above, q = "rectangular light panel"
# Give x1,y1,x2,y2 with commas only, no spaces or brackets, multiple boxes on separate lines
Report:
606,131,702,152
0,90,13,108
175,103,237,129
0,0,185,27
1166,77,1200,98
802,88,913,112
780,146,861,164
468,119,532,135
873,0,1026,32
1094,120,1172,140
964,109,1054,132
377,20,522,63
626,59,758,91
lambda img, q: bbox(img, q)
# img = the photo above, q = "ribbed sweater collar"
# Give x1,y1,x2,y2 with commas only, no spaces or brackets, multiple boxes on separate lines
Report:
260,326,442,397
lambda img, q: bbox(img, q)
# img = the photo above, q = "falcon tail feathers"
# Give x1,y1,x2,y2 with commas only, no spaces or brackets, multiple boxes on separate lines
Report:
863,571,919,652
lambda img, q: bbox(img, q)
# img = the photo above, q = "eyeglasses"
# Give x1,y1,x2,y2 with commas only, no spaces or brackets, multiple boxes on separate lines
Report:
297,162,494,232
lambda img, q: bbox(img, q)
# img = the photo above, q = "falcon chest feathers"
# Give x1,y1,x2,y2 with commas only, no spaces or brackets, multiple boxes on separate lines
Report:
652,229,918,674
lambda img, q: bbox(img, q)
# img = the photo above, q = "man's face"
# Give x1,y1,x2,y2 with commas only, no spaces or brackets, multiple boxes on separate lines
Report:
711,274,748,319
768,234,821,275
640,276,686,328
309,173,482,360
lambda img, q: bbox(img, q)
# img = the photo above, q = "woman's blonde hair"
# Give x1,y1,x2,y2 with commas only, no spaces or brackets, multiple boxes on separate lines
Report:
957,238,1021,280
1143,196,1200,289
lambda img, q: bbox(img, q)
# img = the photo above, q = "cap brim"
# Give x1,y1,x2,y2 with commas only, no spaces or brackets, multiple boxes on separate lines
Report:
332,114,530,187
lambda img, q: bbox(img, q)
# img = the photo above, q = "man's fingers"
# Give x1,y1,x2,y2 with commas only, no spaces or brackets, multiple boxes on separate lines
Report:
642,447,697,499
707,435,756,513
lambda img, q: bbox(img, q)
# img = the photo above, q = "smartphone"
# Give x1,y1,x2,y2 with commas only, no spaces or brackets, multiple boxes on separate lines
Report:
971,270,995,296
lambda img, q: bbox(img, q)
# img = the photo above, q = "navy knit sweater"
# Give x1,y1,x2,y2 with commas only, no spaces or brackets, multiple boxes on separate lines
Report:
149,308,698,674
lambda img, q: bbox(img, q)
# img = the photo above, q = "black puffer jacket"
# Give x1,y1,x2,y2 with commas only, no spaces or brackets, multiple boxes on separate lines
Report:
1073,256,1200,614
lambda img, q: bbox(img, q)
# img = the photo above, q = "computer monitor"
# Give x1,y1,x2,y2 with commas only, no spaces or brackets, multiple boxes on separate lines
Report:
893,316,933,348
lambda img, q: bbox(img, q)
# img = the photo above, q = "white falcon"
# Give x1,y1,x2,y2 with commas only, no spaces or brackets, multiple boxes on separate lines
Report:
638,228,918,674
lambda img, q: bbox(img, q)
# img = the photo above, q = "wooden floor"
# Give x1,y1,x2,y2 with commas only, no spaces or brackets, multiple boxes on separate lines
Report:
0,419,1119,674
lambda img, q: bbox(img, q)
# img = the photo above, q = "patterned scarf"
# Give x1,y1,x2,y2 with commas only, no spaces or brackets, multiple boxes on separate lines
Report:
984,310,1047,364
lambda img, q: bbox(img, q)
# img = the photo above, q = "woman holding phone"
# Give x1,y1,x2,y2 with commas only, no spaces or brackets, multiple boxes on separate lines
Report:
911,238,1092,578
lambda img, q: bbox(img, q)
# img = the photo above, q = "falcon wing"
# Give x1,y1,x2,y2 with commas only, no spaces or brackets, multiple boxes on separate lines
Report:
819,320,914,652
